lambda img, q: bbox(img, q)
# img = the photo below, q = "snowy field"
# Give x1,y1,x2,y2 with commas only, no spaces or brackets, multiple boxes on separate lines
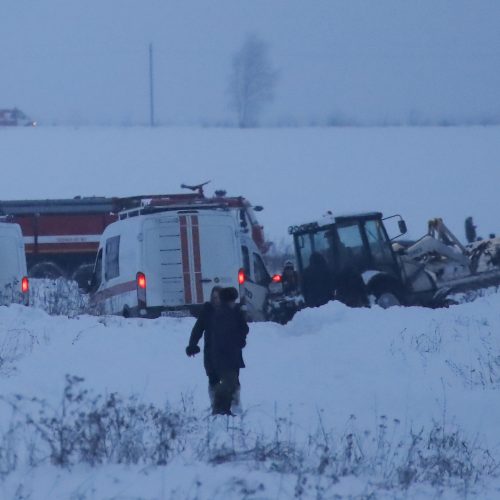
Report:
0,294,499,498
1,125,500,498
1,126,500,244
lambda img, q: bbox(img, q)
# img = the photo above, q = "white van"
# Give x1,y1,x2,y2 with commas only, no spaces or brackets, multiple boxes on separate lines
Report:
0,222,29,306
89,208,272,320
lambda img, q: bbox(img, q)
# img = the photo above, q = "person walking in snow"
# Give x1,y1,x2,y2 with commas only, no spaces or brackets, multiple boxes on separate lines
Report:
208,287,249,416
185,286,222,410
465,216,477,243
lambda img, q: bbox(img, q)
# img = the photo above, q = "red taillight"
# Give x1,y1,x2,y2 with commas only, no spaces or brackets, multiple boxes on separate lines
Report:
238,269,246,285
272,274,282,283
136,272,147,307
137,272,146,289
21,276,29,293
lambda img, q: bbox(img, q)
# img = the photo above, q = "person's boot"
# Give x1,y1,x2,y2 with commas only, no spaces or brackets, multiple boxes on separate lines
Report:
212,381,233,415
231,386,242,415
212,394,229,415
208,383,216,412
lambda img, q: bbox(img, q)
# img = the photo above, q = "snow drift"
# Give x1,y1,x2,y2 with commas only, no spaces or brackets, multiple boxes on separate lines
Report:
0,294,499,498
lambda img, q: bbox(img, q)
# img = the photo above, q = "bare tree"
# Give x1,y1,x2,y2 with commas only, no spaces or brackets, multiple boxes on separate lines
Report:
228,34,278,128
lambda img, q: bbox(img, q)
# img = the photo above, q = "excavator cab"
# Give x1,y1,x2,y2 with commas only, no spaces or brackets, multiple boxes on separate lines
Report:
290,212,405,305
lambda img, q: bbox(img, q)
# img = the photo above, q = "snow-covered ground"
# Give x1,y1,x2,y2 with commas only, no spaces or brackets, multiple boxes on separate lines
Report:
1,126,500,244
0,295,499,498
1,124,500,497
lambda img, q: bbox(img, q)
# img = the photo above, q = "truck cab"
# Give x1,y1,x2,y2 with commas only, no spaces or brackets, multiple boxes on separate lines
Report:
290,212,435,308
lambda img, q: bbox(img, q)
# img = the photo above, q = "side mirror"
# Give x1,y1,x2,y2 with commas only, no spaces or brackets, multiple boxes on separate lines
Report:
398,220,407,235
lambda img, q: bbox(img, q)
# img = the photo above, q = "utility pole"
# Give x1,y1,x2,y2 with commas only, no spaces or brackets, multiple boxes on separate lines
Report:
149,42,155,127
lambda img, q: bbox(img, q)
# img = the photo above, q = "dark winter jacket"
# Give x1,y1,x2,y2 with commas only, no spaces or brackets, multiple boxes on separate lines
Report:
282,268,298,294
188,302,216,375
209,304,249,372
301,253,333,307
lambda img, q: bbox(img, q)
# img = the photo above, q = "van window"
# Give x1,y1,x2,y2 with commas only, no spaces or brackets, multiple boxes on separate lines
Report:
93,249,103,289
253,253,270,286
241,246,251,275
105,236,120,280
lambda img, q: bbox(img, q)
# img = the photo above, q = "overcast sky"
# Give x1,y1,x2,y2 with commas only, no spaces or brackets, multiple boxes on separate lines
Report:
2,1,500,126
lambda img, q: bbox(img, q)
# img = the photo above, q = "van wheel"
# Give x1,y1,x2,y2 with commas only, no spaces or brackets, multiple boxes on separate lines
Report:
71,264,94,289
122,306,131,318
375,291,401,309
30,261,65,280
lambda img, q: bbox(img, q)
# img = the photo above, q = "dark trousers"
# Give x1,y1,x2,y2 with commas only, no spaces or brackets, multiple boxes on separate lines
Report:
207,370,240,390
207,367,241,414
213,369,239,414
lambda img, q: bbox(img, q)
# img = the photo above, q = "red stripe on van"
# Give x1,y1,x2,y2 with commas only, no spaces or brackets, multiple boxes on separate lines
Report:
25,243,98,254
179,216,192,304
191,215,203,304
93,279,136,302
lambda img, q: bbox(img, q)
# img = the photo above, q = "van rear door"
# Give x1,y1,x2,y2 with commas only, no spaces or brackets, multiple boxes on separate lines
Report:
196,212,239,300
144,212,238,308
0,224,27,305
145,215,185,307
0,235,20,294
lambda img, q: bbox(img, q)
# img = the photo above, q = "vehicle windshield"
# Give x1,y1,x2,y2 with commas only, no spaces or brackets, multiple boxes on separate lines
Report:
363,219,395,270
296,218,395,275
296,227,335,273
335,223,367,270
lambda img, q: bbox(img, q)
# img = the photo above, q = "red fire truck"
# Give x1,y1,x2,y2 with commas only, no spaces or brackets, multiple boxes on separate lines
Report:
0,185,269,288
